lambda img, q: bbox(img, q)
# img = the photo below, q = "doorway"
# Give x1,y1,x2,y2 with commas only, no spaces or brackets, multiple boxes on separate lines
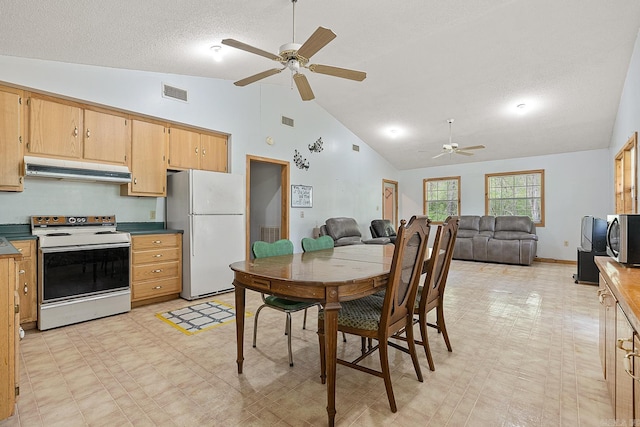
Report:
246,155,290,259
382,179,398,227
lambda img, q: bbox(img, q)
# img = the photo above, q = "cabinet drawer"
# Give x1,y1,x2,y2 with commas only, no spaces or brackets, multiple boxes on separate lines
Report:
132,277,181,301
132,247,180,265
132,234,180,250
11,240,35,258
132,261,179,282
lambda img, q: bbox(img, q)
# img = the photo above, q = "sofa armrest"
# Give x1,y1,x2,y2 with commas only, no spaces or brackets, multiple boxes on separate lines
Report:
363,237,391,245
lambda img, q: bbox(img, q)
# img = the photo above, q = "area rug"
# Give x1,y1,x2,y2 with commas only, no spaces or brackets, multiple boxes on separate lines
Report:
156,300,250,336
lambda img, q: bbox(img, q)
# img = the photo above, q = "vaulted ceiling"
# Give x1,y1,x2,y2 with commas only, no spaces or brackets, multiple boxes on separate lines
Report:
2,1,640,169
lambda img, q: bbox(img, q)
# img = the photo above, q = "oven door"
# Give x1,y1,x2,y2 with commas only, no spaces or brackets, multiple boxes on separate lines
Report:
40,243,130,303
38,242,131,330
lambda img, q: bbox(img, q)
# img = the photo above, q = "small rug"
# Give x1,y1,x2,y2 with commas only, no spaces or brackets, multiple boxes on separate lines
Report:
156,300,250,335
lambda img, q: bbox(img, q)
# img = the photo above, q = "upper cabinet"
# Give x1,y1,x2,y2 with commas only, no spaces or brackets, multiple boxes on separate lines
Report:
121,119,167,197
28,96,129,165
28,97,83,159
0,86,25,192
82,109,129,165
167,127,228,172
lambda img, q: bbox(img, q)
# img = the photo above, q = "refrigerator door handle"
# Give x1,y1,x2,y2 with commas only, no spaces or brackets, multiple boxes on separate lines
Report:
190,215,195,257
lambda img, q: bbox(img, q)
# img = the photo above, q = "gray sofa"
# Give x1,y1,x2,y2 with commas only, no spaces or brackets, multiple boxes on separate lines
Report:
320,217,390,246
453,215,538,265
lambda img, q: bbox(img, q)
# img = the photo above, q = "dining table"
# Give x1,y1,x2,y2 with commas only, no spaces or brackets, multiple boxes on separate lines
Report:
229,243,398,426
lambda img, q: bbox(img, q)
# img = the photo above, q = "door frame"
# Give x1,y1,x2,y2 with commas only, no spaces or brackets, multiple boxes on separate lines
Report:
246,155,290,259
382,179,398,228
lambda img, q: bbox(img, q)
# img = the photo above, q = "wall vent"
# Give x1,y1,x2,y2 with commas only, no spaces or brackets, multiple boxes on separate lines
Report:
260,226,281,243
352,144,360,152
162,84,188,102
281,116,294,127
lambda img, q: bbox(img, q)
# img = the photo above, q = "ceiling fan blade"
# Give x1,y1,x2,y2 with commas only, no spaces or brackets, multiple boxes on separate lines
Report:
308,64,366,81
456,145,486,151
293,73,315,101
233,68,283,87
432,152,449,159
297,27,336,59
455,151,475,156
221,39,282,61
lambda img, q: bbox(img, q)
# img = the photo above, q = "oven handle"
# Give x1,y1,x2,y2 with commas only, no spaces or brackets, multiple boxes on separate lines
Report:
40,242,131,253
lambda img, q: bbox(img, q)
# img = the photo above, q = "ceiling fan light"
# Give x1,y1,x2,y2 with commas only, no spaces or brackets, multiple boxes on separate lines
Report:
210,45,223,62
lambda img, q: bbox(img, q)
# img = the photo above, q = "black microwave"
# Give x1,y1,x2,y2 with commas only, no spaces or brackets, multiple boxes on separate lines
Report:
607,214,640,265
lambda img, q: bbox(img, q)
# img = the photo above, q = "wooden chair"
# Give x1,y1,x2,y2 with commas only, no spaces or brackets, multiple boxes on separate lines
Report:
317,215,431,413
411,215,459,371
252,239,317,367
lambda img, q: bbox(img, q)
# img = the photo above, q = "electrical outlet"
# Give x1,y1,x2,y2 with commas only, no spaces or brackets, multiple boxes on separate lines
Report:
150,210,156,220
300,211,304,218
564,240,568,247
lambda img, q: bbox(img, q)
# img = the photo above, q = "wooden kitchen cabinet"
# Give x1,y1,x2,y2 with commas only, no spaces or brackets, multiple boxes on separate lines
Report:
82,108,129,165
121,120,167,197
131,233,182,306
167,127,228,172
28,97,83,159
28,96,130,166
0,86,25,192
11,240,37,328
597,258,640,422
0,255,19,421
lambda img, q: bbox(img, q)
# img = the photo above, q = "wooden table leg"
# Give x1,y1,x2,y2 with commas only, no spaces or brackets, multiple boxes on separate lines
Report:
323,301,341,427
234,285,245,374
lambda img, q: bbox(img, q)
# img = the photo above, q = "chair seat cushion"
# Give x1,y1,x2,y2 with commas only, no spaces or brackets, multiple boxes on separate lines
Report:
318,295,383,331
264,295,315,311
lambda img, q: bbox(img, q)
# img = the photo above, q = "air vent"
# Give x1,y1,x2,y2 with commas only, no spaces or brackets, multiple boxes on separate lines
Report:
281,116,294,127
352,144,360,152
162,84,188,102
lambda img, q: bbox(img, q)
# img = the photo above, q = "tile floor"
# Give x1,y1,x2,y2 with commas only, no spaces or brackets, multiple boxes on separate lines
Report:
0,260,613,426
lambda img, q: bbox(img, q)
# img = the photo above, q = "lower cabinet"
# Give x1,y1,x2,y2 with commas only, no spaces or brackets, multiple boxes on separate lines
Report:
0,256,19,421
11,240,37,327
131,233,182,306
598,268,640,422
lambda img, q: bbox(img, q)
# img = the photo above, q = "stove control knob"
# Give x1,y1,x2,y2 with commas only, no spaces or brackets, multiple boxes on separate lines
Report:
69,217,76,224
52,217,58,221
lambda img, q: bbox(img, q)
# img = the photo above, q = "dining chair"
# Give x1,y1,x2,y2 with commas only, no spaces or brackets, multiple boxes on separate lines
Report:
252,239,317,367
301,235,334,252
317,215,431,413
411,215,459,371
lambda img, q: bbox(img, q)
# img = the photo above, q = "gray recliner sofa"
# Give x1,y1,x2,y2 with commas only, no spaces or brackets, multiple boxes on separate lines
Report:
320,217,390,246
453,215,538,265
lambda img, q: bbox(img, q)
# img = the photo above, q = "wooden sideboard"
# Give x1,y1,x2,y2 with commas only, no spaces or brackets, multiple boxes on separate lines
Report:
596,256,640,421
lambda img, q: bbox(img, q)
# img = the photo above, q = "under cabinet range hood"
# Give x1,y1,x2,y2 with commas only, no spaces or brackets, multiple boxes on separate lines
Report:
24,156,132,183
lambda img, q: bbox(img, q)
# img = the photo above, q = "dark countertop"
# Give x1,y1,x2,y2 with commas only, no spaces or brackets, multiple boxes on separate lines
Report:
0,222,182,240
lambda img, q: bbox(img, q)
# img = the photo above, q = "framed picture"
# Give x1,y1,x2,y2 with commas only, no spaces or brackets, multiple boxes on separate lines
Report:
291,185,312,208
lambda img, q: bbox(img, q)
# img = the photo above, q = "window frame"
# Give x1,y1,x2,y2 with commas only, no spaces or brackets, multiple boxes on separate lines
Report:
423,176,461,224
485,169,545,227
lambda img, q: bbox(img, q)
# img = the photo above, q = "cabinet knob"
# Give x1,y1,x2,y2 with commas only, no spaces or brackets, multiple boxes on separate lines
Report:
86,128,91,138
202,149,206,156
73,127,79,137
18,269,25,274
152,269,163,273
153,286,163,290
195,147,198,154
153,240,161,244
134,178,137,185
17,248,23,252
154,254,163,258
23,285,28,294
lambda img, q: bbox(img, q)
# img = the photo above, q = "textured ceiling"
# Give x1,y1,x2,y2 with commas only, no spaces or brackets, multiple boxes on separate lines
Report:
2,1,640,170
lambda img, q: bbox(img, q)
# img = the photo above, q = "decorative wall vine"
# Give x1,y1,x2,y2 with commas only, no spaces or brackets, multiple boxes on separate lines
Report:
309,137,324,153
294,149,309,170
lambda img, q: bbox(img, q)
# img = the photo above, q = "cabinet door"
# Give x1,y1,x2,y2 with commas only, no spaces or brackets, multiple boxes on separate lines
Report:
605,285,617,404
83,109,129,165
0,258,18,420
13,240,36,325
599,275,607,378
200,133,228,172
616,304,634,421
0,89,24,191
28,98,83,159
168,127,200,170
125,120,166,196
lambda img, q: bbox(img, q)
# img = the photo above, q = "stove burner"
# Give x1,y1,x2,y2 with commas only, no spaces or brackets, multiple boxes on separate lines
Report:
46,232,71,237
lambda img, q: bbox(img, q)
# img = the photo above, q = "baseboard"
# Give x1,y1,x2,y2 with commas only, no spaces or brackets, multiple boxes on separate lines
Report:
534,258,576,265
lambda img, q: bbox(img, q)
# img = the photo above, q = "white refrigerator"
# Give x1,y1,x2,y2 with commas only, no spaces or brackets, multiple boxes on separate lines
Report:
166,169,245,300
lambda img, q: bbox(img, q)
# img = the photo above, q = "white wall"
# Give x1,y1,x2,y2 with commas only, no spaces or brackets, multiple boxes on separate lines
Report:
0,55,398,253
399,149,610,261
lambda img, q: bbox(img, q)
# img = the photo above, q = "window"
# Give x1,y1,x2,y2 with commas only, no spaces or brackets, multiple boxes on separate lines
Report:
485,170,544,226
423,176,460,223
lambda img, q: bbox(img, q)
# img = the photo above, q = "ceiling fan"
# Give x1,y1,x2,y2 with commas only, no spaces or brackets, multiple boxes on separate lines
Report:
432,119,486,159
221,0,366,101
